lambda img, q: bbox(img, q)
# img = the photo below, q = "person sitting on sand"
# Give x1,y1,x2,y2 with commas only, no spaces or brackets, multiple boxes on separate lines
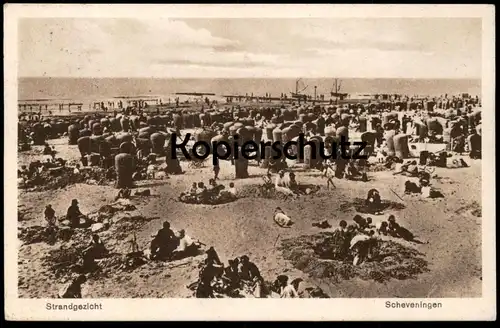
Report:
273,207,294,228
275,171,297,198
387,215,400,237
172,229,199,259
186,182,197,196
350,230,377,266
227,182,237,197
281,277,302,298
239,255,264,297
66,199,87,229
43,143,52,155
365,217,376,230
344,160,365,181
404,180,421,194
115,188,131,201
287,172,301,194
406,160,419,176
196,182,209,203
196,258,217,298
335,220,348,236
180,182,198,202
375,221,389,236
352,215,367,231
205,246,223,267
150,221,176,260
44,205,56,227
73,164,81,175
207,179,225,201
18,165,29,180
58,274,87,299
261,172,274,194
82,234,108,271
86,234,108,258
222,259,241,291
365,189,382,214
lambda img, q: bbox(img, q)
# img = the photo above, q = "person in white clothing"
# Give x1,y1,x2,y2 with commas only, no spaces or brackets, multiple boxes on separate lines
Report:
175,229,195,253
273,207,294,228
350,230,377,266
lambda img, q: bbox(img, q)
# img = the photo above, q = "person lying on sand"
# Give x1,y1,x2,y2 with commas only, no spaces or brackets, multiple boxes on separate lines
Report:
387,215,413,241
273,207,294,228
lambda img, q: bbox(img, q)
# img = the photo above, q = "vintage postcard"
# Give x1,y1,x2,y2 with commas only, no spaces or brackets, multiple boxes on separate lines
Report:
4,4,496,321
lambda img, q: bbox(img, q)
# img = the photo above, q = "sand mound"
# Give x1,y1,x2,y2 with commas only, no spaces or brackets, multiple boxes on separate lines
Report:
339,197,406,214
455,201,482,217
365,163,392,172
21,167,114,192
18,225,77,245
179,194,237,206
42,245,88,279
280,232,429,283
238,184,322,200
111,215,158,240
97,203,137,218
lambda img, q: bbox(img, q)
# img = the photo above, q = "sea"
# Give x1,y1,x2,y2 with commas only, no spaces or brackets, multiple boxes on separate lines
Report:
18,77,481,103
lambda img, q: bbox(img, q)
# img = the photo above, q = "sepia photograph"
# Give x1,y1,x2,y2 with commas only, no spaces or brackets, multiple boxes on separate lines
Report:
4,4,496,321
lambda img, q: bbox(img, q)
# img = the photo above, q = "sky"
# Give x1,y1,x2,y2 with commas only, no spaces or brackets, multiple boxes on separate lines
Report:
18,17,482,79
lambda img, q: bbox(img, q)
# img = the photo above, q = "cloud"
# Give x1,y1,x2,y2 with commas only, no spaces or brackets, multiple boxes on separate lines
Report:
17,18,481,78
18,18,251,77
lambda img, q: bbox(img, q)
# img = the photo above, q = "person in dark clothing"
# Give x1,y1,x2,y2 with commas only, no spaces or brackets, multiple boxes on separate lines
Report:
115,188,131,201
222,258,241,291
150,221,176,260
195,258,220,298
239,255,262,282
58,274,87,298
239,255,264,297
66,199,85,228
206,247,223,266
44,204,56,226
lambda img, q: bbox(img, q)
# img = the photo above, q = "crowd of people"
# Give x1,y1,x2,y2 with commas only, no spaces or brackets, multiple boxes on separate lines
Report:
17,92,481,299
179,179,237,204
